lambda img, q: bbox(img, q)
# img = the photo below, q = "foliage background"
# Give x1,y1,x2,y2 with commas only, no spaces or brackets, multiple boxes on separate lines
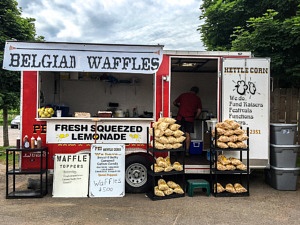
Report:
198,0,300,88
0,0,44,146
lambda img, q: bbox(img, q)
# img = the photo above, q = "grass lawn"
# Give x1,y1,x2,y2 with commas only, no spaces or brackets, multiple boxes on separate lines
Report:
0,146,16,166
0,110,19,126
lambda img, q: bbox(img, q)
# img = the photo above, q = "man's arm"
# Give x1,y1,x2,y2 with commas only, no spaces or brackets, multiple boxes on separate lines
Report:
195,108,201,119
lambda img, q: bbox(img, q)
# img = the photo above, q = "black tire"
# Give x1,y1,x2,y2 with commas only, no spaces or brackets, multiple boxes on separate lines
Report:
125,154,152,193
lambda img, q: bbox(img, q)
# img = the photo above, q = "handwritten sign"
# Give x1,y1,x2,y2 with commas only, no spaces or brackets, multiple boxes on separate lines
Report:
89,144,125,197
52,153,90,197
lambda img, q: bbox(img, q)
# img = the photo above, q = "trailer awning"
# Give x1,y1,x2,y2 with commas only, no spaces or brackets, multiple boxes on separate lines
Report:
2,41,164,74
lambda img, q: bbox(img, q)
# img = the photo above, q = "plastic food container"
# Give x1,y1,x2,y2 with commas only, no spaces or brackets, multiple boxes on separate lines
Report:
206,118,218,131
98,111,112,117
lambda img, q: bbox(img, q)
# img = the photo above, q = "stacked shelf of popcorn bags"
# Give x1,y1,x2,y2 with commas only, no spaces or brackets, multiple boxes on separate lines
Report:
147,117,186,200
212,119,248,149
210,119,250,197
150,117,186,150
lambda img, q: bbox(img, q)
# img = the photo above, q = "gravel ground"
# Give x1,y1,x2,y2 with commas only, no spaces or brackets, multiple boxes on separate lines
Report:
0,168,299,225
0,126,299,225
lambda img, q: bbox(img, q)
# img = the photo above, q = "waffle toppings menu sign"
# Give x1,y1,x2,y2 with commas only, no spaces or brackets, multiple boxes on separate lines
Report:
89,144,125,197
52,153,90,197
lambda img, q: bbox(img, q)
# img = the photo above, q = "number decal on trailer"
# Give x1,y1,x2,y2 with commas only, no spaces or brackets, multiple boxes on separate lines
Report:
249,130,261,134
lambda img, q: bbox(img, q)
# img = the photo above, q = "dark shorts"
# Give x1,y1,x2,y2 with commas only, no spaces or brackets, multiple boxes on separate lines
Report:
177,119,194,134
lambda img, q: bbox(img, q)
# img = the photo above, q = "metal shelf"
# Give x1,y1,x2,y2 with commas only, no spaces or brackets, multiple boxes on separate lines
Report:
7,190,48,198
213,191,249,197
210,127,250,197
6,147,48,199
146,127,186,200
147,147,185,153
146,191,185,201
7,169,48,175
210,169,248,175
147,170,185,176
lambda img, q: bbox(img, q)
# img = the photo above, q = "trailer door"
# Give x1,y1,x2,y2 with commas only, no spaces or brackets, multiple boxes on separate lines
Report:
222,58,270,168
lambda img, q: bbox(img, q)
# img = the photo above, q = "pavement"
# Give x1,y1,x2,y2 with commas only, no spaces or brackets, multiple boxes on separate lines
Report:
0,126,300,225
0,126,20,147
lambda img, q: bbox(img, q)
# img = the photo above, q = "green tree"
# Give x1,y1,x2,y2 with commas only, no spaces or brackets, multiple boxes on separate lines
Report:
198,0,300,87
0,0,44,146
199,0,298,51
231,9,300,87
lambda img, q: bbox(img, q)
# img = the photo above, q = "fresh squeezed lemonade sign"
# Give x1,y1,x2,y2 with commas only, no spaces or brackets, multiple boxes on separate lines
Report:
222,58,270,160
89,144,125,197
46,120,147,144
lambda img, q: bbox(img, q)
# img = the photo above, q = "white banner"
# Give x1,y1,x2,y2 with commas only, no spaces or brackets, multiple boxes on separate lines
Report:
46,120,149,144
89,144,125,197
222,58,270,160
52,153,90,197
3,41,163,74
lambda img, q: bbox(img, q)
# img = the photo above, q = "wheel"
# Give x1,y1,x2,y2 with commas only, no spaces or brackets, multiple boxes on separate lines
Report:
125,155,152,193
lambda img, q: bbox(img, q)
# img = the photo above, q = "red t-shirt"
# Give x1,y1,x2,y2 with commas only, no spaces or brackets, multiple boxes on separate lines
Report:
174,92,202,122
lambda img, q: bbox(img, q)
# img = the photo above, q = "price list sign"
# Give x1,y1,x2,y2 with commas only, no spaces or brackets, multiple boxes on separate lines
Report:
89,144,125,197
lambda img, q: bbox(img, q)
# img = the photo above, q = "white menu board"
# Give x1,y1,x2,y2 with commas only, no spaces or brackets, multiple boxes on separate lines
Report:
89,144,125,197
52,153,90,197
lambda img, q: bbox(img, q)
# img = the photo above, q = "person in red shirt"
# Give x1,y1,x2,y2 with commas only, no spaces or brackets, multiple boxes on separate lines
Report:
173,86,202,156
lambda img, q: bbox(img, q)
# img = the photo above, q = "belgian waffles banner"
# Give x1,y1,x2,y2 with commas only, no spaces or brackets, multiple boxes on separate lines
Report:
3,41,164,74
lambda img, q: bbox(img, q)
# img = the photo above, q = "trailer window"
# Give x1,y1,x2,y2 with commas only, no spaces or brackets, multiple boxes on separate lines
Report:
38,72,154,117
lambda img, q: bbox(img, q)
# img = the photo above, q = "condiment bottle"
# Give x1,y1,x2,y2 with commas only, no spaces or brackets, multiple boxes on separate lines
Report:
16,136,20,149
30,137,35,149
133,108,137,117
37,136,42,148
23,135,30,148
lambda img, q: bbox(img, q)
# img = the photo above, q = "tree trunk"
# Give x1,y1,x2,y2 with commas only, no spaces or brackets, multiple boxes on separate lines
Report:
3,108,9,146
